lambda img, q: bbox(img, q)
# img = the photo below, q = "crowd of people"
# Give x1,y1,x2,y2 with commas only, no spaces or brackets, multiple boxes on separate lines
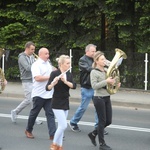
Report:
7,42,119,150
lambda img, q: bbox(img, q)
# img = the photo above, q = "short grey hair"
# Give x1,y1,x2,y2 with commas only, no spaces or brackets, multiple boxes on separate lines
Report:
25,41,35,49
85,44,97,52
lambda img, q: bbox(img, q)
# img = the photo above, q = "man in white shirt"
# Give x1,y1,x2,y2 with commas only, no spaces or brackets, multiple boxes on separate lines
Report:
25,47,56,140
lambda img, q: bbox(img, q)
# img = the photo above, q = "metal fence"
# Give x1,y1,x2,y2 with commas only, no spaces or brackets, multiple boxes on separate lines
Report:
1,50,150,90
70,49,150,90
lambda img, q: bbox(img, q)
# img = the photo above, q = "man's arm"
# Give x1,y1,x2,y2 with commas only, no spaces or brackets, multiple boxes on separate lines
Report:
79,58,92,73
18,56,31,71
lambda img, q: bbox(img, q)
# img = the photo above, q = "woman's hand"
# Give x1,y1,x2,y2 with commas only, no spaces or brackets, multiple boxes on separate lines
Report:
118,82,121,88
47,76,59,90
106,77,115,85
60,75,66,83
0,79,7,86
52,76,59,85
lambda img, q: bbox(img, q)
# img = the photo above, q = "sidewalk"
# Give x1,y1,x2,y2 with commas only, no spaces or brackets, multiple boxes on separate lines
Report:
1,82,150,109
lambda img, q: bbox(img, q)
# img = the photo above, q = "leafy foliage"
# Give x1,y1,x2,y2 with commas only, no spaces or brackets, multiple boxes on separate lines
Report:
0,0,150,88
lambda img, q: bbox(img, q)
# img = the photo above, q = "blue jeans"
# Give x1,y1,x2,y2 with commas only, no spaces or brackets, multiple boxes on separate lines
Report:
70,87,98,125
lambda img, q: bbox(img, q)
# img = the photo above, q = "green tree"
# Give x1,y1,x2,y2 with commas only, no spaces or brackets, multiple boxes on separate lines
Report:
100,0,150,87
35,0,102,50
0,0,40,50
0,0,149,88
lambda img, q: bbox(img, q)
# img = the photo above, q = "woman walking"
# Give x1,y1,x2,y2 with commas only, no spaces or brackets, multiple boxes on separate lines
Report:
90,51,120,150
46,55,76,150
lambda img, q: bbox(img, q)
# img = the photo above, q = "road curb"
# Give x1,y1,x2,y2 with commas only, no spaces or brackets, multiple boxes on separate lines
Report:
1,94,150,109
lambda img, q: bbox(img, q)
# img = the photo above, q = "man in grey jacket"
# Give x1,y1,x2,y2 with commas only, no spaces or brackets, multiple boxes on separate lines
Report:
10,41,42,124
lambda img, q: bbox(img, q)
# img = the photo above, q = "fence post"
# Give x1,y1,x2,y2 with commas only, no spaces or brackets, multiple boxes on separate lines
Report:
69,49,72,73
144,53,148,90
2,54,5,73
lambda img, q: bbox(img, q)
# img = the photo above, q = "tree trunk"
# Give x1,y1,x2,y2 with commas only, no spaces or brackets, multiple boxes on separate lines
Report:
100,13,106,51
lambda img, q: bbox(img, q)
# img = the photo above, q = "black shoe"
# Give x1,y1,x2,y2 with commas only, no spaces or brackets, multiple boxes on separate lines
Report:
99,143,112,150
104,130,108,135
69,122,81,132
88,132,97,146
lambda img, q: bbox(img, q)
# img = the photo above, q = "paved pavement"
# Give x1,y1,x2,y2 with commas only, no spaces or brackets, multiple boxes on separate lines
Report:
1,82,150,109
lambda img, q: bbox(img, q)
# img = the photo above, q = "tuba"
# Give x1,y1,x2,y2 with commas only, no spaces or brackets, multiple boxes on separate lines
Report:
106,48,127,94
0,48,6,93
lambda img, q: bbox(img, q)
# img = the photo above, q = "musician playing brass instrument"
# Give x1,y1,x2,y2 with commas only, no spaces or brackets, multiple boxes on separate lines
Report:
0,48,7,93
89,51,121,150
0,68,7,93
10,41,42,124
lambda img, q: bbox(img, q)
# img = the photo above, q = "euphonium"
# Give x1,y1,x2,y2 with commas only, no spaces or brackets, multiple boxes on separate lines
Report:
0,48,6,93
106,48,127,94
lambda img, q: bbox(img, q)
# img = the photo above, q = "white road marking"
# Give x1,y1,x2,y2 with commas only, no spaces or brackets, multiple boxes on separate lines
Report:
1,113,150,133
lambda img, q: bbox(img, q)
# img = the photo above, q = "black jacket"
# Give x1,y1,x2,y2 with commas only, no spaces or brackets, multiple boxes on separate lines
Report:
46,69,76,110
79,55,93,89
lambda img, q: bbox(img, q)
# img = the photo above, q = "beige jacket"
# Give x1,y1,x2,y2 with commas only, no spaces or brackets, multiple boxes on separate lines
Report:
90,68,110,97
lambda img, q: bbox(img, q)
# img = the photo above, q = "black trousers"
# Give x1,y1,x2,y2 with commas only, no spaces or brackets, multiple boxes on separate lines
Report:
26,96,56,136
93,96,112,144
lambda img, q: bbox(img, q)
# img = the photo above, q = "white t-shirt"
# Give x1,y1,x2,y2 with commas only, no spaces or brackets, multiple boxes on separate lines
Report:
31,58,54,99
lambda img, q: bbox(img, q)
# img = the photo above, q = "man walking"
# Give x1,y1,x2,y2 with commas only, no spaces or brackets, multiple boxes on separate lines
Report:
25,47,56,139
11,41,42,124
69,44,97,132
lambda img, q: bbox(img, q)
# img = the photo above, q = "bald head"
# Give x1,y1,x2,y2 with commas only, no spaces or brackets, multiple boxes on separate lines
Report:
38,47,50,61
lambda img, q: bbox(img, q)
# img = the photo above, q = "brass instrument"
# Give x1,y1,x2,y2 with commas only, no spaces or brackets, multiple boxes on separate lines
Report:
32,52,39,60
0,48,6,93
106,48,127,94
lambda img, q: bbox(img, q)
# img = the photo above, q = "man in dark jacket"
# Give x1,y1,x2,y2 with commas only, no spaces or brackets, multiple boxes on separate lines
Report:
69,44,97,132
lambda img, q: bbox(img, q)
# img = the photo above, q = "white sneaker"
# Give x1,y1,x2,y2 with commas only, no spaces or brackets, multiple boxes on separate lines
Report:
11,110,17,123
35,119,43,125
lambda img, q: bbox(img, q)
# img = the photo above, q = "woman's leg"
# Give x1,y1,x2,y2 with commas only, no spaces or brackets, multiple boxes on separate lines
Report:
105,97,112,127
52,109,68,146
93,97,106,144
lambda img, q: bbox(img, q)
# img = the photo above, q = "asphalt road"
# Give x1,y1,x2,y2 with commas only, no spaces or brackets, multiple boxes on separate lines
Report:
0,97,150,150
